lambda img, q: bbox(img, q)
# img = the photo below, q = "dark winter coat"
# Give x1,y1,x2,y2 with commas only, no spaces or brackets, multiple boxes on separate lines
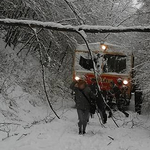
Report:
90,83,105,111
112,85,121,99
70,81,95,111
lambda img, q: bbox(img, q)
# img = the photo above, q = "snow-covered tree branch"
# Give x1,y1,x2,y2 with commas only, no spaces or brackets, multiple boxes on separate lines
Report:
1,18,150,33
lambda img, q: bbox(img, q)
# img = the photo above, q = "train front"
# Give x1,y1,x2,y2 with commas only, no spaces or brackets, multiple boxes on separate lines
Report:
73,42,133,100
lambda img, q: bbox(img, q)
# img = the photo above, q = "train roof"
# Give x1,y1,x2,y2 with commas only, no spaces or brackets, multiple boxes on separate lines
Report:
76,42,132,55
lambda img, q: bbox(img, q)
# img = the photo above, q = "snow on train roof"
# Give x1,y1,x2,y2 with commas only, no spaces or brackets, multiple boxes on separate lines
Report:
76,42,101,51
76,42,131,54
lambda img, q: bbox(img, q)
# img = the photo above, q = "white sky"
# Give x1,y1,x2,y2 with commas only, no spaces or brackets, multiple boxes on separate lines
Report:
132,0,143,9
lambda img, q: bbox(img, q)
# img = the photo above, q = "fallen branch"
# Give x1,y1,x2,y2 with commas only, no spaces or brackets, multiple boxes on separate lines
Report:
1,19,150,33
0,122,20,126
17,133,30,141
107,142,112,146
108,136,114,140
2,133,19,141
96,110,106,128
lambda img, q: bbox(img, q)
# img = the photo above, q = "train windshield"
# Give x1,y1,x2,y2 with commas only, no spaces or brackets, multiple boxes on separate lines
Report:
103,54,127,73
75,52,128,74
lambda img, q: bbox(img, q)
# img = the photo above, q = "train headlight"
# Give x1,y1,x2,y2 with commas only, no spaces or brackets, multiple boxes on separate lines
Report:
75,76,80,81
101,44,107,51
123,80,128,85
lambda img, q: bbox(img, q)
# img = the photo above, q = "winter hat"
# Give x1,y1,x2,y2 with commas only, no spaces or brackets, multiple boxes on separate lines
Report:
117,78,122,84
77,79,87,86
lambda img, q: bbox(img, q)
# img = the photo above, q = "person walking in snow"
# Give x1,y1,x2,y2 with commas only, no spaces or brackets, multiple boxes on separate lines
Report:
109,81,129,117
106,81,121,117
70,79,95,135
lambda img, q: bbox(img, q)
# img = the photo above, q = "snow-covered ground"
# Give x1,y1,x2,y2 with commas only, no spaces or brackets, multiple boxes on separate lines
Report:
0,103,150,150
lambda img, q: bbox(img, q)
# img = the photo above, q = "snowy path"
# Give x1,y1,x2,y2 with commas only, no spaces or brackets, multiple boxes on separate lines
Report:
0,108,150,150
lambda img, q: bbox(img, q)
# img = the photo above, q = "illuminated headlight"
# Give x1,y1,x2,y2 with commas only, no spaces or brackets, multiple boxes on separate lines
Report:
101,44,107,51
123,80,128,85
75,76,80,81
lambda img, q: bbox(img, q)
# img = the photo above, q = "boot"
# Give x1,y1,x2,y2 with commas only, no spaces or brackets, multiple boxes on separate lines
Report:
103,112,107,124
108,111,112,118
79,130,82,135
83,131,86,135
78,123,82,135
83,125,87,135
124,112,129,117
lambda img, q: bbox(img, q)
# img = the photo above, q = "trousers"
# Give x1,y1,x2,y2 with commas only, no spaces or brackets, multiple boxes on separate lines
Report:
77,109,89,132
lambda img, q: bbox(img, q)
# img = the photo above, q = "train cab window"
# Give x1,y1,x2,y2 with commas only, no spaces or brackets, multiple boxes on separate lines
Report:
79,56,93,70
103,54,127,73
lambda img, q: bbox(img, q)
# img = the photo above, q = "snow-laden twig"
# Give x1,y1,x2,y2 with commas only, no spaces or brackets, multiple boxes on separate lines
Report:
17,28,43,56
0,123,20,125
63,0,84,25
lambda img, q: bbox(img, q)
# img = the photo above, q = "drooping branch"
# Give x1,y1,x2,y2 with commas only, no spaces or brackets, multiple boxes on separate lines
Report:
32,28,60,119
76,31,119,128
1,19,150,33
